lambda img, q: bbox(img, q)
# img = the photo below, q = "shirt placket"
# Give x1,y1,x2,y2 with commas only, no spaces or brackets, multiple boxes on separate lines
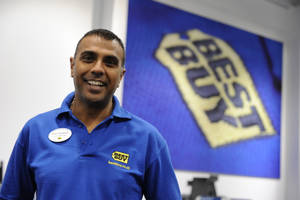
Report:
79,117,113,157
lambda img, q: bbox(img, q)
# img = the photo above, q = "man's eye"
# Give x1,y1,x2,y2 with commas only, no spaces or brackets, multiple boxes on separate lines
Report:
83,57,94,63
82,56,95,63
104,56,119,67
80,53,96,63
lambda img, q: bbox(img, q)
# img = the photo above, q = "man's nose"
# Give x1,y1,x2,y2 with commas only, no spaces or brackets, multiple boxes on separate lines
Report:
91,60,105,76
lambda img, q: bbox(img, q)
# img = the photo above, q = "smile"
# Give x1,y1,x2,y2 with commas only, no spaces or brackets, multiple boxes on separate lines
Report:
87,80,105,86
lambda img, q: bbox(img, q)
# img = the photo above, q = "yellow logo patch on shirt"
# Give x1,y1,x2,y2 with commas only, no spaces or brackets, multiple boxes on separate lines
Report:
155,29,276,148
112,151,129,164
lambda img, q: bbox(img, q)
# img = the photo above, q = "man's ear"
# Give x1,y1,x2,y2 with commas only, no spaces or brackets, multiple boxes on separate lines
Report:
70,57,75,77
120,67,126,81
117,68,126,88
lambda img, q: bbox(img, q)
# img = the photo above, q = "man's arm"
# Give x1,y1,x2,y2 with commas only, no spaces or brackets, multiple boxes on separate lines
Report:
143,145,182,200
0,127,36,200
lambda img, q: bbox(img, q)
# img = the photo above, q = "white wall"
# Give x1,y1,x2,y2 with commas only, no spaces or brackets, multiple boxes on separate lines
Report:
108,0,300,200
0,0,93,170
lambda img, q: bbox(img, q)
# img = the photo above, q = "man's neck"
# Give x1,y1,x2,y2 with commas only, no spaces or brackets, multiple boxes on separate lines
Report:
70,97,113,133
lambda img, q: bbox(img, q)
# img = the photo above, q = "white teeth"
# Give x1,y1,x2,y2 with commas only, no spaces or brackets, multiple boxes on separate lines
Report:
87,80,104,86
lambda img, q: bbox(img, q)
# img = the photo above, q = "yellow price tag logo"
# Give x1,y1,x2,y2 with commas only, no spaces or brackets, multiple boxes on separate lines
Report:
112,151,129,164
155,29,276,147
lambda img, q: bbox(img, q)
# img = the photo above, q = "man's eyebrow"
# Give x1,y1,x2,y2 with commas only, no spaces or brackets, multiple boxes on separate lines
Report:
79,50,97,58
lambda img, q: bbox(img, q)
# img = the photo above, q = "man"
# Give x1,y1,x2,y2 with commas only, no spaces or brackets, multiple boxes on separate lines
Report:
0,29,181,199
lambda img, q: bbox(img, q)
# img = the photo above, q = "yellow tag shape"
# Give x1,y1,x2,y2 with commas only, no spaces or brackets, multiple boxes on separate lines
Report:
155,29,276,148
112,151,129,164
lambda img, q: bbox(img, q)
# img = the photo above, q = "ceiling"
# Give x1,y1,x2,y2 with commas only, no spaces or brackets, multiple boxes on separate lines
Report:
265,0,300,9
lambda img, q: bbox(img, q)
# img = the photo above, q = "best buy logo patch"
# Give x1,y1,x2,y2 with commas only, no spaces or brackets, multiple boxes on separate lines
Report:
112,151,129,164
155,29,276,148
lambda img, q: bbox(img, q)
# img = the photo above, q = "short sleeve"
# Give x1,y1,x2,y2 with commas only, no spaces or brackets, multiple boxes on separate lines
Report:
143,144,181,200
0,125,36,200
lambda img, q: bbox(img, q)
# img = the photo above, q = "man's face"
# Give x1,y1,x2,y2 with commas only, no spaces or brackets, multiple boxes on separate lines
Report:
70,35,125,106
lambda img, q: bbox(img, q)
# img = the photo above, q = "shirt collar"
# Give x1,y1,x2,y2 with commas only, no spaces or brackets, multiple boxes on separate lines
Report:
56,92,132,120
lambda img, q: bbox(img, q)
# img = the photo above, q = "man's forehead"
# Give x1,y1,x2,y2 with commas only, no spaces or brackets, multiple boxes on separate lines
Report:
77,35,122,53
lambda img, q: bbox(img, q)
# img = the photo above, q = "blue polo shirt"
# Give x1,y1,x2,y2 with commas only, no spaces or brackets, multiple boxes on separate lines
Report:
0,92,181,200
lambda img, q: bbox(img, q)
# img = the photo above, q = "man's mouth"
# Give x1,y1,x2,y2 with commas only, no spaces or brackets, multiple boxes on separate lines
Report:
87,80,106,87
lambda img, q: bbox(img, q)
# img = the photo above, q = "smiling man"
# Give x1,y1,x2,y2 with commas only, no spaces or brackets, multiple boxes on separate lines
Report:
0,29,181,200
70,30,126,133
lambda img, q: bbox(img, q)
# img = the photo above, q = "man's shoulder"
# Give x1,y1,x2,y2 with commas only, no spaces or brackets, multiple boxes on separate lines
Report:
26,108,61,126
16,108,62,145
120,109,166,143
122,110,158,131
